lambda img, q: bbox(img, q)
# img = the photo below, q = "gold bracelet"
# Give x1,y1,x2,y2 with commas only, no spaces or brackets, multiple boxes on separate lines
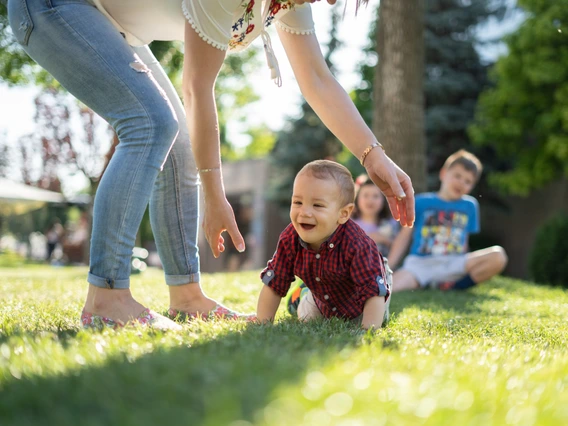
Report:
197,167,221,173
359,142,385,166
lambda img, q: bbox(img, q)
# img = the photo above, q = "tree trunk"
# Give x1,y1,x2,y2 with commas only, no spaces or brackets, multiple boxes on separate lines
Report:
373,0,427,192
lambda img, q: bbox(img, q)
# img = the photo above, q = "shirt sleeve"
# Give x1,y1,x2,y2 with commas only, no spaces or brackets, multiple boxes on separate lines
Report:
349,240,390,306
275,3,315,35
182,0,242,50
467,197,480,234
260,226,297,298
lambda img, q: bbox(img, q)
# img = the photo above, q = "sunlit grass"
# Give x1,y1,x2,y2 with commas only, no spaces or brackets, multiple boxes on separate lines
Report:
1,265,567,425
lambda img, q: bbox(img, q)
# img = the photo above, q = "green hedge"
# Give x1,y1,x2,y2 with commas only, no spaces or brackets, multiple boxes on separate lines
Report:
529,214,568,288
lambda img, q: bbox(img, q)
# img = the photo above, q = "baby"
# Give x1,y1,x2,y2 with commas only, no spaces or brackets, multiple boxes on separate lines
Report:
256,160,392,329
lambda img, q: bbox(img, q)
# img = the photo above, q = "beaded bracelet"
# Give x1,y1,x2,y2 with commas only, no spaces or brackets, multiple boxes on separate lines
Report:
359,142,385,166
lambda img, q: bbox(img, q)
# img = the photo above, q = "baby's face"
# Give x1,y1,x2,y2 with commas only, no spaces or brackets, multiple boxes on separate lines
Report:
290,172,349,251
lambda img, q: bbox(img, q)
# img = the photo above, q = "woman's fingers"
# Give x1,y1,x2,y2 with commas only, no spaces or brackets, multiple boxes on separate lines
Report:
227,219,246,253
365,149,415,227
385,196,401,222
399,175,415,226
208,231,220,258
204,206,244,258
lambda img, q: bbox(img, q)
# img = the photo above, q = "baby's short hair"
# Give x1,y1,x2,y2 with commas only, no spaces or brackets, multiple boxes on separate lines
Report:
297,160,355,206
443,149,483,181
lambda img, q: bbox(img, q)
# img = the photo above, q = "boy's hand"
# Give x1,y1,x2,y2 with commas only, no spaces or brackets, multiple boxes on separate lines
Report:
363,147,415,227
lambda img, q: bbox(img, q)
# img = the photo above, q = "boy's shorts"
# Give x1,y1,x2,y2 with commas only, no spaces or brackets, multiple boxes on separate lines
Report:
401,255,467,287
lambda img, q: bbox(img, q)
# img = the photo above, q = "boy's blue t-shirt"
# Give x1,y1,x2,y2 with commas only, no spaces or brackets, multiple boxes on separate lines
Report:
409,193,480,256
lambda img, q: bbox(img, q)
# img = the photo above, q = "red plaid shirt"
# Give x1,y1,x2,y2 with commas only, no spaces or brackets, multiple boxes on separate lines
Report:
261,219,390,320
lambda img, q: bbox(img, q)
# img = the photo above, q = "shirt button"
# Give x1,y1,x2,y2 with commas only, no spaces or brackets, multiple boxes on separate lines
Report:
315,277,320,282
379,278,384,284
266,271,272,276
315,254,320,259
324,294,329,300
332,307,337,312
329,243,334,248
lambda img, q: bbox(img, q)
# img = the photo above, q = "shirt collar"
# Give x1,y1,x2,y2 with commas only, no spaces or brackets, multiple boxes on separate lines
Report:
298,223,346,252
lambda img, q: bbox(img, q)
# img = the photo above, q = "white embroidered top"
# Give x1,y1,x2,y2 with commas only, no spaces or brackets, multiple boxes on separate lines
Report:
90,0,315,85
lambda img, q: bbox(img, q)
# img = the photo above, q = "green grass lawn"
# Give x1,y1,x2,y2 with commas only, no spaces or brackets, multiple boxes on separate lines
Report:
0,266,567,426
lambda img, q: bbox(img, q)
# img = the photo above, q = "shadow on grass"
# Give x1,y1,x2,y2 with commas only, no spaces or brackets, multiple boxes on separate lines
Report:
392,282,504,317
0,318,380,426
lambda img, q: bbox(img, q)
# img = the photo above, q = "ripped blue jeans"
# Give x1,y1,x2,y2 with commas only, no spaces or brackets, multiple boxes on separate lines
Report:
8,0,201,288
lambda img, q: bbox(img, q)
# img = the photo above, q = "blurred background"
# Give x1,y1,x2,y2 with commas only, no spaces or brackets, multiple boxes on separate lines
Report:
0,0,566,284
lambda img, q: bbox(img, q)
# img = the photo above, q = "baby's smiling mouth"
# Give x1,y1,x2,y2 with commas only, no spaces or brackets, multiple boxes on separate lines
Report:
300,223,316,231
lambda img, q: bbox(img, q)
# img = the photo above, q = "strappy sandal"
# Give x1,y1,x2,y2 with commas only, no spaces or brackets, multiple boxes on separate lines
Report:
81,308,182,331
167,304,257,322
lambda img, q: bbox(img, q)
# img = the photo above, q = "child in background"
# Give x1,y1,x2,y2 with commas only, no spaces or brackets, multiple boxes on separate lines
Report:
256,160,391,329
353,176,401,257
388,150,508,292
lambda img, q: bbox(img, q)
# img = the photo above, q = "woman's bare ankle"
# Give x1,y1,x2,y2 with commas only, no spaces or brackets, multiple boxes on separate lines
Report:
83,285,146,322
169,282,217,313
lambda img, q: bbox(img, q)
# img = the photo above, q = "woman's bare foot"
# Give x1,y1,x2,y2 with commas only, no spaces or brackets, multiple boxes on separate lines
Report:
168,283,217,315
83,284,149,325
168,283,255,320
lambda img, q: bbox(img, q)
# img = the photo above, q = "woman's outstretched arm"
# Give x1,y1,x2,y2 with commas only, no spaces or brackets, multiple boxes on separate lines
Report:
277,29,415,227
183,22,245,257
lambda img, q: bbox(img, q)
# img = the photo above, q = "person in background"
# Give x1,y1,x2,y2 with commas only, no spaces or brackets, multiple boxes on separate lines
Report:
352,176,400,257
45,219,64,262
388,150,508,292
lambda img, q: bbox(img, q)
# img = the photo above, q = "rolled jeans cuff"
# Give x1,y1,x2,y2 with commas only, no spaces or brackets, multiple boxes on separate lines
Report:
166,272,200,286
88,272,130,289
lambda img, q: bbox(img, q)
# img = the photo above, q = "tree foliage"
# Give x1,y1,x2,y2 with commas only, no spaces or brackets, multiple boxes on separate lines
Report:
0,8,263,168
0,4,54,86
424,0,505,189
268,7,344,212
529,214,568,288
0,132,9,177
354,0,506,191
12,89,112,193
241,124,276,160
470,0,568,195
150,41,263,160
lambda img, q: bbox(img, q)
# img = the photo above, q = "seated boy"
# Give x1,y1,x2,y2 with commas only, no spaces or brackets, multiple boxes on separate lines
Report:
388,150,508,292
256,160,391,329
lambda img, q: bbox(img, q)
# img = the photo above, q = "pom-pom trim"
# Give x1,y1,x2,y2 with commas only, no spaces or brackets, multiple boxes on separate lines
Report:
275,21,315,35
182,1,228,51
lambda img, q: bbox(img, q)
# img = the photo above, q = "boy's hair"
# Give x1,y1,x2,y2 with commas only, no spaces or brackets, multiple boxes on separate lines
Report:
443,149,483,181
297,160,355,207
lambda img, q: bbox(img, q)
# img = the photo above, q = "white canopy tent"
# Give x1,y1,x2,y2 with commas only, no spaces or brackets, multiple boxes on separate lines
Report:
0,178,66,215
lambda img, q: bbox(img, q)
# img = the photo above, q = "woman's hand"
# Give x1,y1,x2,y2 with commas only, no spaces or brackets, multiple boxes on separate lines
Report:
364,147,415,227
202,194,245,258
276,23,414,227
